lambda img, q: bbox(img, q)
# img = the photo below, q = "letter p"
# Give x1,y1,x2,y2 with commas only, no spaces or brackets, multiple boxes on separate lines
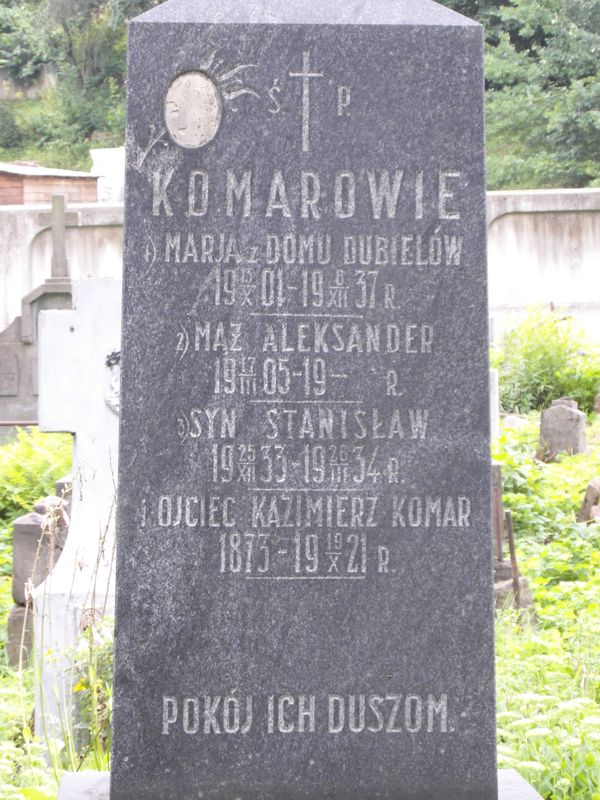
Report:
162,696,178,735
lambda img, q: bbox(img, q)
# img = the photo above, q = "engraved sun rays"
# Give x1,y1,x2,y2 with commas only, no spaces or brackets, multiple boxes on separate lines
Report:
201,49,261,105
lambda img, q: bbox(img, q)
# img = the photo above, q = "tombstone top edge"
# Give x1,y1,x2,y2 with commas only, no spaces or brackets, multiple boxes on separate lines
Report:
133,0,480,28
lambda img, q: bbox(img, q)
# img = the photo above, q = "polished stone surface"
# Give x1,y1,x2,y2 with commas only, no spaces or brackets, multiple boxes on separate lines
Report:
112,1,494,798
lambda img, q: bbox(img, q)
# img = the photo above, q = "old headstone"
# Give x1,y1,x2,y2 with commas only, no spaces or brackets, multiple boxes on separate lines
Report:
34,277,121,740
0,194,72,438
494,578,534,611
539,397,586,457
11,511,46,606
108,1,500,798
11,496,67,605
21,195,75,346
577,478,600,523
0,314,40,436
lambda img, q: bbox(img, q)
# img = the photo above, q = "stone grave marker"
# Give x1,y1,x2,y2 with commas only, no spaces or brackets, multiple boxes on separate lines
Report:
7,480,71,669
12,509,50,607
577,478,600,523
0,194,73,437
11,495,67,606
539,397,586,457
106,1,503,798
35,277,121,740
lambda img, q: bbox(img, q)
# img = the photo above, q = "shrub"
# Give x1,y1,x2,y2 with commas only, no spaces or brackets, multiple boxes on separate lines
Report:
493,416,600,544
72,619,113,771
0,6,48,82
0,102,20,148
492,311,600,414
495,415,600,799
14,91,77,147
0,428,72,576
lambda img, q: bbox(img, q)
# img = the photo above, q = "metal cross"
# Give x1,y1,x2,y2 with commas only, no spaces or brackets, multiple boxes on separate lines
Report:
289,50,324,153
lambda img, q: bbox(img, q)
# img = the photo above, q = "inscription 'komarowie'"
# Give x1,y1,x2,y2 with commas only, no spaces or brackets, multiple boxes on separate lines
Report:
152,167,463,221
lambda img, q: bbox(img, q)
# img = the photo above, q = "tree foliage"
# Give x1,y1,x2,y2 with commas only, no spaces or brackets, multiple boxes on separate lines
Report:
0,1,159,165
447,0,600,188
0,3,49,81
0,102,20,147
0,0,598,187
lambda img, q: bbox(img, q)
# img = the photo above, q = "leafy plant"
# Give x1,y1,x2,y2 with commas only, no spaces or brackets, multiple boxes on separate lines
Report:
0,5,49,82
445,0,600,189
71,617,113,771
0,579,57,800
0,428,72,525
493,416,600,543
492,311,600,414
0,428,72,577
496,612,600,799
0,102,20,148
495,415,600,799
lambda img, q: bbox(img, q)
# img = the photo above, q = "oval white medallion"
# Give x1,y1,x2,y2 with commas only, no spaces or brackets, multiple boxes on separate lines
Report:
165,71,222,149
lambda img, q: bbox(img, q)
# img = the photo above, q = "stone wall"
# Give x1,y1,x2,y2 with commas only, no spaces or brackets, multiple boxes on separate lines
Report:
0,69,55,101
1,188,599,338
0,204,123,333
488,189,600,341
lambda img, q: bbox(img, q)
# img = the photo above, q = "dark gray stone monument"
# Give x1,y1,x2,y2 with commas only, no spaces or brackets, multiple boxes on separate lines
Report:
111,1,499,798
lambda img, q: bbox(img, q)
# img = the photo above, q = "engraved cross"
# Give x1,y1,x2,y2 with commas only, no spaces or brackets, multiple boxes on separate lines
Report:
289,50,324,153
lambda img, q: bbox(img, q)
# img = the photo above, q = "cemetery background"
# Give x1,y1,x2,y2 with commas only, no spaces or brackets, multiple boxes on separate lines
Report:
4,316,600,799
1,0,600,190
0,0,599,799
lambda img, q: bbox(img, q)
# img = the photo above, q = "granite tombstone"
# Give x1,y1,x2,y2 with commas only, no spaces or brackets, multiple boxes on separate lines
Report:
112,1,497,798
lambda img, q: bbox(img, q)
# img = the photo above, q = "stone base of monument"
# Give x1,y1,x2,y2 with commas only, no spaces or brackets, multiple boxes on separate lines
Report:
57,770,543,799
